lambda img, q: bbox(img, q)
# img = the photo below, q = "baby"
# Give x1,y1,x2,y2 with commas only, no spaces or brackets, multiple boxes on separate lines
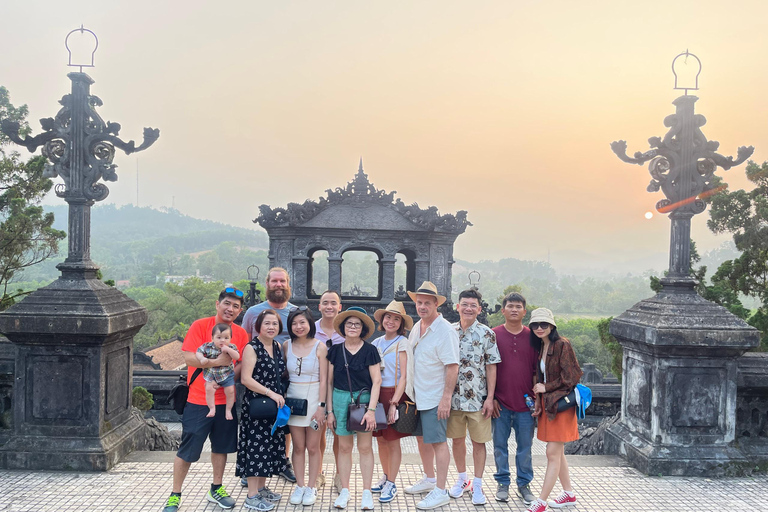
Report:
196,323,240,420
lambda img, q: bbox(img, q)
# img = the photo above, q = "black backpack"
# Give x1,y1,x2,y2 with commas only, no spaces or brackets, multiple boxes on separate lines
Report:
167,368,203,415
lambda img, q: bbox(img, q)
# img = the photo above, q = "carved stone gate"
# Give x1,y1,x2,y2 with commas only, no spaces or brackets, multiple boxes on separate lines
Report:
255,162,470,317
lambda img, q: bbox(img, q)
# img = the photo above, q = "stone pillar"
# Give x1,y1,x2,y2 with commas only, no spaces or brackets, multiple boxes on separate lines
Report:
380,258,396,300
414,259,430,288
604,285,759,476
0,281,147,470
291,256,310,302
328,256,343,293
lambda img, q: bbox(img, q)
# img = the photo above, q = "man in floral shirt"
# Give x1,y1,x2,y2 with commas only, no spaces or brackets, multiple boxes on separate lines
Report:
447,288,501,505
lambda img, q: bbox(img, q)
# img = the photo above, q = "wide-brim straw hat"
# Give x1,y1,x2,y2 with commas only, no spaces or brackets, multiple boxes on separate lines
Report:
406,281,447,307
374,300,414,331
333,306,375,336
528,307,557,328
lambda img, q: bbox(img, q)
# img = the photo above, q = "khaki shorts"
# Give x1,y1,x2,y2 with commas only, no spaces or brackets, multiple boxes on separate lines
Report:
446,409,491,443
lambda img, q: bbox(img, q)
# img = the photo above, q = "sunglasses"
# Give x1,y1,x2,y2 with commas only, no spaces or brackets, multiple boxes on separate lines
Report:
530,322,552,331
295,356,303,376
290,306,309,313
224,287,244,298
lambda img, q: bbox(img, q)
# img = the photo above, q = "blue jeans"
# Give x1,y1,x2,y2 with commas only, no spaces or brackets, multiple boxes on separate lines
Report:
492,403,534,488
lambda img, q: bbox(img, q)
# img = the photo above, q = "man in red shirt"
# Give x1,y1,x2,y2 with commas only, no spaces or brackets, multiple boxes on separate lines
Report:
491,292,538,506
162,288,249,512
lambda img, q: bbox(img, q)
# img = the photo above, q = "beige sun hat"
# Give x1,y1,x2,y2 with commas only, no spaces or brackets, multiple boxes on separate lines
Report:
374,300,414,331
528,307,557,328
406,281,447,307
333,307,375,336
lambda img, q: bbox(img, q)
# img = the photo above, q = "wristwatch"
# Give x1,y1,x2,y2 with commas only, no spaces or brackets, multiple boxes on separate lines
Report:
318,402,326,407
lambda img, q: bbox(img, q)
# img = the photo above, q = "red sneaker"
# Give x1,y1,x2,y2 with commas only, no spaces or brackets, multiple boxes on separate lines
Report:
526,499,548,512
548,491,577,508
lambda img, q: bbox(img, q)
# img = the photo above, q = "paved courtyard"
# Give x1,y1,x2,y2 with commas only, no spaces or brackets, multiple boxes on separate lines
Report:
0,426,765,511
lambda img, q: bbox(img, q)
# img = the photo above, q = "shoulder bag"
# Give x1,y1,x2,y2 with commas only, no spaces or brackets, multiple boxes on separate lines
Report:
167,368,203,415
248,342,281,419
390,340,419,434
342,345,387,432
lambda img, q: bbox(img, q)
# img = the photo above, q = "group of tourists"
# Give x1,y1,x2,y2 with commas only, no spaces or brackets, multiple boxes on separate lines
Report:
162,267,584,512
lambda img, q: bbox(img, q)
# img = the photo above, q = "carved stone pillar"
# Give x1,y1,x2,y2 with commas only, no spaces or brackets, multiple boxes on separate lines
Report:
414,259,430,288
328,257,343,293
292,256,309,302
380,258,396,300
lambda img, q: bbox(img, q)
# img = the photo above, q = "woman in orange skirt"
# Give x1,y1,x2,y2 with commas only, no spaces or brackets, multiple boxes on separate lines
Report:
527,308,583,512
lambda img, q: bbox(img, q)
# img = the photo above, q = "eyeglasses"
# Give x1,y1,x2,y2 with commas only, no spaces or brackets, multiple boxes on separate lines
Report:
295,356,303,376
289,306,309,313
458,303,480,310
530,322,552,331
224,287,244,298
345,322,363,329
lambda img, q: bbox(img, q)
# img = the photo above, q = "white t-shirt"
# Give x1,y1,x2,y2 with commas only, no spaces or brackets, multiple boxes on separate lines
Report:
409,314,460,411
371,335,407,387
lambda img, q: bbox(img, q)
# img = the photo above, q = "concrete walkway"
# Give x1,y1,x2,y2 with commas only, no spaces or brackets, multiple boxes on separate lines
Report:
0,426,763,511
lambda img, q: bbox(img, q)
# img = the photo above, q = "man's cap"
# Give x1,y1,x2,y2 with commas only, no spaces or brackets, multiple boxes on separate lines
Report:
271,404,291,435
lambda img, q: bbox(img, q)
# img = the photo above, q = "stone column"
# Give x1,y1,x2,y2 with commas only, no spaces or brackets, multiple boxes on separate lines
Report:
380,257,396,300
414,259,430,287
292,256,310,302
0,281,147,470
604,287,759,476
328,256,343,293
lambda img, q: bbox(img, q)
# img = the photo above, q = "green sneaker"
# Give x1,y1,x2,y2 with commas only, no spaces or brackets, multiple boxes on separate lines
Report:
162,494,181,512
207,485,236,509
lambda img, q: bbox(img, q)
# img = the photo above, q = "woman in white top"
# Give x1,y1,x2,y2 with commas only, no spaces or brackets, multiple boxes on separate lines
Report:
284,307,328,506
370,300,414,503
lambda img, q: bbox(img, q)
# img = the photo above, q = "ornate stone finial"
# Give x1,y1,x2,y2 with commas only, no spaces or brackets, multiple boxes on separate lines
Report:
359,156,363,172
0,70,159,278
610,55,752,289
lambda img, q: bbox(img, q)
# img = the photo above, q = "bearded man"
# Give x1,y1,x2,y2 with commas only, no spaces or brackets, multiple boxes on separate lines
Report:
242,267,295,345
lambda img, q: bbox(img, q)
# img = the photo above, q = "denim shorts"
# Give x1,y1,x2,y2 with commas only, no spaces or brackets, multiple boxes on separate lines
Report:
217,374,235,388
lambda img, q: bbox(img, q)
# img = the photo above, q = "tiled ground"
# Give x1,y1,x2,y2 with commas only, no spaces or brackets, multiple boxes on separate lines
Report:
0,425,764,511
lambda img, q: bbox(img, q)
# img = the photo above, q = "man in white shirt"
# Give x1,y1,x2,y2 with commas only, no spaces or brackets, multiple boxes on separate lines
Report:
403,281,459,510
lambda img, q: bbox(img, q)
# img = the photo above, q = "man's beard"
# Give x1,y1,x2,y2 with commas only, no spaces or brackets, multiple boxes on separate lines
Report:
267,285,291,304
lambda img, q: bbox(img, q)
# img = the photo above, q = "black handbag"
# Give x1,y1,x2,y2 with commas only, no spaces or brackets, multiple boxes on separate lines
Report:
285,397,308,416
167,368,202,415
556,388,578,412
389,342,419,434
342,346,387,432
393,400,419,434
247,340,282,420
249,394,279,419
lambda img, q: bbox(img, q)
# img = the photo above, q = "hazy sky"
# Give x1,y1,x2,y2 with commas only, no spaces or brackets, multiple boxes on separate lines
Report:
3,1,766,274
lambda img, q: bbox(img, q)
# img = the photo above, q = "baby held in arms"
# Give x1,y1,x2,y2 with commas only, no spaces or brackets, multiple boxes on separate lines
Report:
196,323,240,420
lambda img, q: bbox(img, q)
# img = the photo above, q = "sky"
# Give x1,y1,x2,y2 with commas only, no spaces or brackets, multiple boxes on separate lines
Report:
2,1,766,275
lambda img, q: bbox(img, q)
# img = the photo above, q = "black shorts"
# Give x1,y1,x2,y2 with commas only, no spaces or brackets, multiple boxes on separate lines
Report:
177,403,239,463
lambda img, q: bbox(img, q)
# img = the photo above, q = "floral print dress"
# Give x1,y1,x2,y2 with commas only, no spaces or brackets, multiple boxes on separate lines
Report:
236,339,288,478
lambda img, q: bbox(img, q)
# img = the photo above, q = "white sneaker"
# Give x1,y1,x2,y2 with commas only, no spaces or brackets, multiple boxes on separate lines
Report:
334,488,350,509
405,476,436,494
416,488,451,510
290,486,305,505
371,474,388,493
302,488,318,506
449,478,472,498
361,489,374,510
472,489,487,506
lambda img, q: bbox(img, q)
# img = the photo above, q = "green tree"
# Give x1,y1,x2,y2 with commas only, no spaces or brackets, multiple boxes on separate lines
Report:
597,317,622,381
708,160,768,349
0,87,66,310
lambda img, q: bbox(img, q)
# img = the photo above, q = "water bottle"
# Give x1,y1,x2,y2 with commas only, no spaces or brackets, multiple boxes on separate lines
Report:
524,394,535,412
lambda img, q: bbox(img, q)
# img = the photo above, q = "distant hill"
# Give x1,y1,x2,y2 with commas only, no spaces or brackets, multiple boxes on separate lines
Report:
18,204,268,282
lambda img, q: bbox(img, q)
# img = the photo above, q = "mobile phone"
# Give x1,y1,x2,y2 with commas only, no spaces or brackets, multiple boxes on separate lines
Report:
310,418,319,431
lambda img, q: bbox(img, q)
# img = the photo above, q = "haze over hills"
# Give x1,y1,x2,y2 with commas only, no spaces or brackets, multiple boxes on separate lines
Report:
14,204,745,314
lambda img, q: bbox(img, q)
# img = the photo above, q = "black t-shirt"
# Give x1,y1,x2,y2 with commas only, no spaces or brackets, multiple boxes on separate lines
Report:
327,342,381,392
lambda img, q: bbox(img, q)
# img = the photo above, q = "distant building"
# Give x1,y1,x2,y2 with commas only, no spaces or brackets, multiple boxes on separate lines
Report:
115,280,131,289
142,336,186,370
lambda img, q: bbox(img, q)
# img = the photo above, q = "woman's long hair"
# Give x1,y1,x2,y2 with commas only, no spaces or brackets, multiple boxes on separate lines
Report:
529,325,561,353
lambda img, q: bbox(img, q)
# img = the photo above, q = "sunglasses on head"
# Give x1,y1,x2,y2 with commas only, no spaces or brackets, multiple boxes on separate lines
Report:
224,287,244,298
290,306,309,313
530,322,552,331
